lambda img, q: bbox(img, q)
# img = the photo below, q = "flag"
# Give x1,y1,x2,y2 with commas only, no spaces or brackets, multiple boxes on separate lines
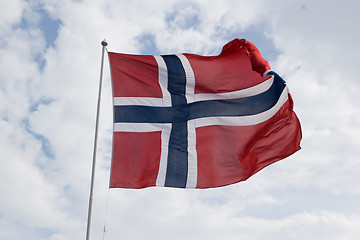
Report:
108,38,301,189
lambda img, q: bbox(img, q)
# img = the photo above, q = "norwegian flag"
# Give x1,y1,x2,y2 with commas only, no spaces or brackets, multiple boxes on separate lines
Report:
108,38,301,189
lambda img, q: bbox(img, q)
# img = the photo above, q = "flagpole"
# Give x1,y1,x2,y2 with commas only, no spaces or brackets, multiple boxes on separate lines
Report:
86,39,108,240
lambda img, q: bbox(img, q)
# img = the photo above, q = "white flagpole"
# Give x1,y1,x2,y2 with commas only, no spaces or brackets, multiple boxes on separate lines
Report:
86,39,108,240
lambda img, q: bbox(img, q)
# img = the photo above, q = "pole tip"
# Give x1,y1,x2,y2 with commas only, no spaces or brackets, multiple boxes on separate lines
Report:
101,39,108,47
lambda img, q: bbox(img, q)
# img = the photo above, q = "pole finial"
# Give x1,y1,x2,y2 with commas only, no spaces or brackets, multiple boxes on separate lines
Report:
101,39,108,47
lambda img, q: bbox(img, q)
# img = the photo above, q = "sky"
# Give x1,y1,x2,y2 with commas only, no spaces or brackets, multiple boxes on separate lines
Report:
1,0,360,239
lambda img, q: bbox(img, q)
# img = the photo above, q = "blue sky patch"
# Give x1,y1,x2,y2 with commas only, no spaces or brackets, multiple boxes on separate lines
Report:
137,33,160,55
23,118,55,161
37,8,62,49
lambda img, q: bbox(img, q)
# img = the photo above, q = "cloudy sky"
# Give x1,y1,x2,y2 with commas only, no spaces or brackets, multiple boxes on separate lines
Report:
1,0,360,239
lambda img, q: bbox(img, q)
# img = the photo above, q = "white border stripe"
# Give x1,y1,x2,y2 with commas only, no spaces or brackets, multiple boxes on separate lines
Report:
194,75,274,102
191,86,289,128
186,120,198,188
114,97,164,106
177,54,196,103
114,123,164,132
152,55,172,187
154,55,172,107
263,69,272,78
156,123,172,187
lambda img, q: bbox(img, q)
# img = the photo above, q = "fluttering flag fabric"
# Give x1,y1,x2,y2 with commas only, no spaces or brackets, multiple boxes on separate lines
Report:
108,38,302,189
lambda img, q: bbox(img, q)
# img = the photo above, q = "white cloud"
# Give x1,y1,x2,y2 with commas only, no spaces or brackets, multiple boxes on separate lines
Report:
0,0,24,32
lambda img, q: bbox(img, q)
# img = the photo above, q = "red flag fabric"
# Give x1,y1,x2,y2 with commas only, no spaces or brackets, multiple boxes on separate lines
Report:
108,38,301,189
